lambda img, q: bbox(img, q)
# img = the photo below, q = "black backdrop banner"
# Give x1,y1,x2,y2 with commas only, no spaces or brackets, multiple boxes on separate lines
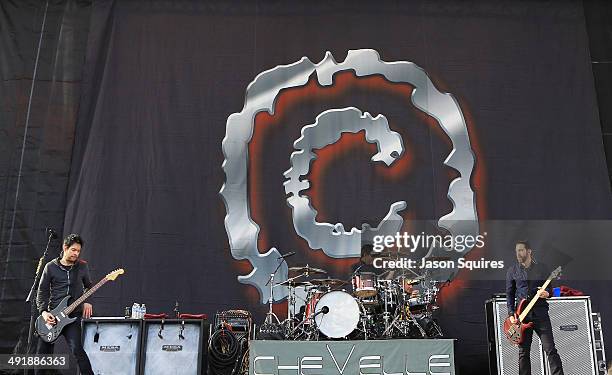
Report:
0,0,91,355
2,1,612,373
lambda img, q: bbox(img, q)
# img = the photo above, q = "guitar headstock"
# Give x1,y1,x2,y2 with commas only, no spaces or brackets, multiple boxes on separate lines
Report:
549,266,562,280
106,268,125,281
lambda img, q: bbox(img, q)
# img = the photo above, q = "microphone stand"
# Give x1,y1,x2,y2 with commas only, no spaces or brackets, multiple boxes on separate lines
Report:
25,230,55,355
264,257,287,325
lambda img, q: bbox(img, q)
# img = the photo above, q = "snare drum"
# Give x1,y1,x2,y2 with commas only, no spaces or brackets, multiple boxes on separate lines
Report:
352,272,378,298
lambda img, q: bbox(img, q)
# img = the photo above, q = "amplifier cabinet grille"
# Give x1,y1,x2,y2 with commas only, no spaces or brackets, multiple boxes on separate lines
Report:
487,299,544,375
82,318,142,375
544,298,597,375
486,297,598,375
141,319,207,375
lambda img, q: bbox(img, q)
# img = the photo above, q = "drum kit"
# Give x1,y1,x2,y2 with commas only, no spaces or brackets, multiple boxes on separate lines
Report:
265,260,445,341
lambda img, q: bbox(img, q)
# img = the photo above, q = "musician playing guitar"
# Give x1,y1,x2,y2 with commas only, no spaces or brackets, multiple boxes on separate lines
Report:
35,233,94,375
506,240,564,375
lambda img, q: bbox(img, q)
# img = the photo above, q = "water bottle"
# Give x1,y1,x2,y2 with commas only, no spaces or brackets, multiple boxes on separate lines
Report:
131,303,140,319
141,304,147,318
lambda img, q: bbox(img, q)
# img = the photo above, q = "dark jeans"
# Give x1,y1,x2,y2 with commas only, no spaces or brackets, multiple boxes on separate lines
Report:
35,316,93,375
519,306,564,375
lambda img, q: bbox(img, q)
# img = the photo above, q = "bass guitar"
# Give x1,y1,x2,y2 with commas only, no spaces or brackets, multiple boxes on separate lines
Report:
36,268,124,343
503,266,562,345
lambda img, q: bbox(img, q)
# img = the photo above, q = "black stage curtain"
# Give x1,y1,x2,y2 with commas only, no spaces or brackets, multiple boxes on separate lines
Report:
0,0,92,356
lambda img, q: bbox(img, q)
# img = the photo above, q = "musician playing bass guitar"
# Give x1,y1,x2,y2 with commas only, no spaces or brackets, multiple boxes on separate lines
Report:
506,240,564,375
35,233,94,375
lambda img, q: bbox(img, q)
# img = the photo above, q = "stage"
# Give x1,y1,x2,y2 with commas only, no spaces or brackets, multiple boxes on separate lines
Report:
1,1,612,374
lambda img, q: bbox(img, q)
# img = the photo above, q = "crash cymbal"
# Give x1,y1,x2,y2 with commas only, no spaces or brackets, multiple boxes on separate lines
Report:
309,278,347,287
288,265,327,276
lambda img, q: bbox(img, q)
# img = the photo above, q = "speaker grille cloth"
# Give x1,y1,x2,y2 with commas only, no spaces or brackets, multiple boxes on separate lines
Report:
83,321,140,375
544,299,595,374
494,302,544,375
143,322,201,375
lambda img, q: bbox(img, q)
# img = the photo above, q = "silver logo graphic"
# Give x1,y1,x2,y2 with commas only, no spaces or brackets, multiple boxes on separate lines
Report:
221,49,478,303
284,107,406,259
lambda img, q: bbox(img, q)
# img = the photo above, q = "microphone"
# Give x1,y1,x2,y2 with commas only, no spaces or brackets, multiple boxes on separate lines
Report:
277,251,296,260
312,306,329,318
46,228,58,239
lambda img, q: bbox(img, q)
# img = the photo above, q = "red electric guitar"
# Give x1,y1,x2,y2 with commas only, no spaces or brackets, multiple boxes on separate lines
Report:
503,266,562,345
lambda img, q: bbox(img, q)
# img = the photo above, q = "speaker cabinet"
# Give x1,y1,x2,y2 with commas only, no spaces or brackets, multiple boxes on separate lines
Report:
141,319,208,375
486,296,599,375
82,318,143,375
543,297,598,375
486,298,545,375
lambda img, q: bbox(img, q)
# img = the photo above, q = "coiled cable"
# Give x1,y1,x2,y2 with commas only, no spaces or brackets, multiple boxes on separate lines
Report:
208,327,243,375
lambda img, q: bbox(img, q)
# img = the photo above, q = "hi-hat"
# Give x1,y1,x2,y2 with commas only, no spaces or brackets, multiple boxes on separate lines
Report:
309,278,347,288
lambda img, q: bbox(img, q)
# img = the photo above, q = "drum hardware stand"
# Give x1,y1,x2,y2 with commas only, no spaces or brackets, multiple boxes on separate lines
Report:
280,274,305,332
287,316,314,340
411,315,428,338
382,309,426,338
264,272,281,325
264,256,289,325
287,300,330,341
358,305,371,340
381,312,393,337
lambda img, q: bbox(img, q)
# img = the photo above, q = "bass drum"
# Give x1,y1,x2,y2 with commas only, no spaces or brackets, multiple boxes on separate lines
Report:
314,291,360,338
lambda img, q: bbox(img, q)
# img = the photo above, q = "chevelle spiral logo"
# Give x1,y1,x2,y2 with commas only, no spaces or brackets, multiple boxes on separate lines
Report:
221,49,478,304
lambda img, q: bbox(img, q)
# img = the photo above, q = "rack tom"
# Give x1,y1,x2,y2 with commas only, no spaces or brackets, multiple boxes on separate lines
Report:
352,272,378,298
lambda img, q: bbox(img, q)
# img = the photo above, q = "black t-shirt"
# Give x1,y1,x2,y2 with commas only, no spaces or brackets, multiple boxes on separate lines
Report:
36,258,93,315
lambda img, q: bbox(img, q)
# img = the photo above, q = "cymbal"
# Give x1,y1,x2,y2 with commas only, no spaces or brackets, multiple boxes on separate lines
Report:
372,248,413,258
275,279,313,287
309,278,347,287
288,265,327,276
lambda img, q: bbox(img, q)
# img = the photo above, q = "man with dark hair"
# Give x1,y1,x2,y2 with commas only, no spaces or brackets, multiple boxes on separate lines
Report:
506,241,564,375
351,244,378,273
35,233,94,375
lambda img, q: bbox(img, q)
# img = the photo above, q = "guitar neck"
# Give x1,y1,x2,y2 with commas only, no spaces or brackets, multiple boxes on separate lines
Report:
518,278,552,322
63,277,108,315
